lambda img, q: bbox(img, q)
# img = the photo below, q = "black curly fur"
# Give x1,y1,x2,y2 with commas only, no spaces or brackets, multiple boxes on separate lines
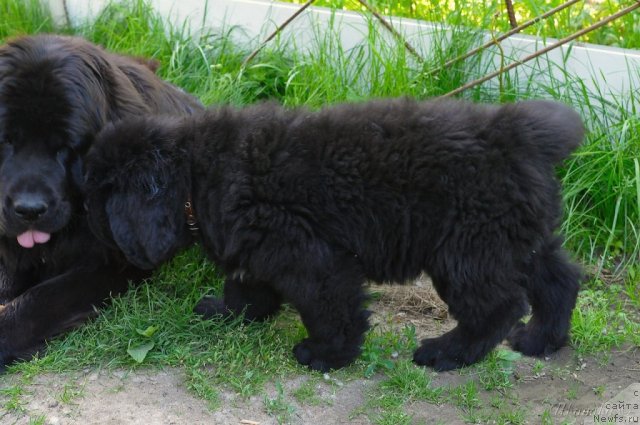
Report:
85,98,584,372
0,34,202,369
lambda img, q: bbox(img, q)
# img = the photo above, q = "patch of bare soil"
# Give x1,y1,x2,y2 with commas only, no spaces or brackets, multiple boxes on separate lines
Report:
2,279,638,425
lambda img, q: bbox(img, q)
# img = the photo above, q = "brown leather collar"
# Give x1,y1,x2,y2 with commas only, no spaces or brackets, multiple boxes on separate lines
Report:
184,196,199,235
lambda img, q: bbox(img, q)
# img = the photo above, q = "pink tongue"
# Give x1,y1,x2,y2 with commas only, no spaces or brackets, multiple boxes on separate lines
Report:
17,230,51,248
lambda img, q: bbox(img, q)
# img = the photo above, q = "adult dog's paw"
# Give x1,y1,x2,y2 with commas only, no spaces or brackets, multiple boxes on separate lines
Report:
193,296,232,319
0,338,15,373
0,353,8,373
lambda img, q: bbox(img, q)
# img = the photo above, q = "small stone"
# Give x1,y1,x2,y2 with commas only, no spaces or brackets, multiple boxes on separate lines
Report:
113,370,127,379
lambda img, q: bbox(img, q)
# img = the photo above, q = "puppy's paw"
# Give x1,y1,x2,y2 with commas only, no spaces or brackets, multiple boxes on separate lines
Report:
293,339,359,372
193,296,233,320
413,343,463,372
413,335,481,371
293,341,330,372
507,321,566,357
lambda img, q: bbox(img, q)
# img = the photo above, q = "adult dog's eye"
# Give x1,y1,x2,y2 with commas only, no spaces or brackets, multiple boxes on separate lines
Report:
0,136,14,154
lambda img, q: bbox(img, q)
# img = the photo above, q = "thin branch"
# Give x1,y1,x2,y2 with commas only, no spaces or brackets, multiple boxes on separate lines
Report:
356,0,424,63
440,1,640,98
242,0,316,67
426,0,581,76
62,0,71,27
504,0,518,29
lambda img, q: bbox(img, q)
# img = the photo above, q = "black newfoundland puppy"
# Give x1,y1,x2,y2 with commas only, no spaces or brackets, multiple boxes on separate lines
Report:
0,34,202,368
85,98,583,372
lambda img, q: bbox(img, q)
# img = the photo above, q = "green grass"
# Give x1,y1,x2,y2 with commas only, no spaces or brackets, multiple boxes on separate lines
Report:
472,349,522,391
263,382,297,425
0,383,27,413
291,378,325,406
14,248,303,397
285,0,640,49
570,280,640,356
1,0,639,422
0,0,56,38
27,416,46,425
378,361,444,403
58,381,85,404
357,360,444,424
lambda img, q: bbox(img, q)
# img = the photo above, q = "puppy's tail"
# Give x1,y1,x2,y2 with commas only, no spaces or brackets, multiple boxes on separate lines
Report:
485,100,584,164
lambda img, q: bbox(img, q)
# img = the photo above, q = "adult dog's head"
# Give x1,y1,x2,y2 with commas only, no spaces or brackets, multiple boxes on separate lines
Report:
0,34,201,249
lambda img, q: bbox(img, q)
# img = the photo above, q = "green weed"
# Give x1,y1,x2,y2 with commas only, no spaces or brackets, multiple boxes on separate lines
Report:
448,380,481,411
58,381,85,404
473,349,522,391
359,359,443,423
0,383,27,413
264,382,296,425
359,323,417,377
571,282,640,354
27,416,46,425
291,378,325,406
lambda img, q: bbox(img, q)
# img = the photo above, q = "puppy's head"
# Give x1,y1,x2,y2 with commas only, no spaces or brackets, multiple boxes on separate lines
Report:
85,117,191,269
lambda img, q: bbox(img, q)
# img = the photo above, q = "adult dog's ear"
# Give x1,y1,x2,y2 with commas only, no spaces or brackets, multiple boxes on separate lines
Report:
85,118,190,269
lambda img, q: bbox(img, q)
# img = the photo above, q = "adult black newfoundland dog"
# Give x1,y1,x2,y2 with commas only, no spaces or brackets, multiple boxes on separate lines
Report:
85,98,583,372
0,34,202,369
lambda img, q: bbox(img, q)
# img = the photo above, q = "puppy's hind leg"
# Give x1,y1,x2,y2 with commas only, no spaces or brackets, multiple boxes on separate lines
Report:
194,276,283,322
414,259,529,371
508,236,581,356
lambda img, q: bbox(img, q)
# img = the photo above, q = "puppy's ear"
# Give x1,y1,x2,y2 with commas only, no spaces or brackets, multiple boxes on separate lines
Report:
85,118,189,269
105,178,184,270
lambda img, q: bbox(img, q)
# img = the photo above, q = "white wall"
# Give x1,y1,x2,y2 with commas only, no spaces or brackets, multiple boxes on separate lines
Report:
46,0,640,101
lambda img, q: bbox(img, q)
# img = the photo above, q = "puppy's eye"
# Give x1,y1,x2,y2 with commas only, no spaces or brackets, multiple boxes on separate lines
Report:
56,147,71,164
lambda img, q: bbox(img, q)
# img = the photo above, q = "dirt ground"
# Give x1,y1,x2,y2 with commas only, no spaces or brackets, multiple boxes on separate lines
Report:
2,280,639,425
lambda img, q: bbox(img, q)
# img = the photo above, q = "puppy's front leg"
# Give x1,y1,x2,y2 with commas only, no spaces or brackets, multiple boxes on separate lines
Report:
194,275,282,322
282,255,370,372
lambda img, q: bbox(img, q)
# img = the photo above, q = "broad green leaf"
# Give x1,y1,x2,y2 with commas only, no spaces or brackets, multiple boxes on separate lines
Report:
127,341,155,364
136,326,158,338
